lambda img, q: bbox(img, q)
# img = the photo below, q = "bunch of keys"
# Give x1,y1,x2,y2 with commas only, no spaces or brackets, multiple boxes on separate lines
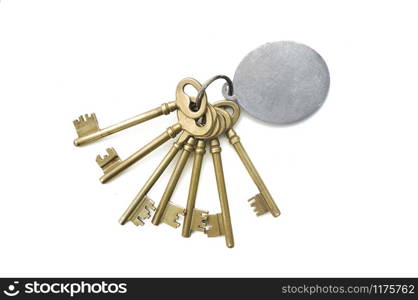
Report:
72,41,330,248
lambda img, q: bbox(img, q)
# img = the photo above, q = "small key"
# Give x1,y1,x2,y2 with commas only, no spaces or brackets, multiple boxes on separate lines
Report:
72,78,208,146
97,123,182,183
216,100,280,217
118,131,189,226
182,140,208,237
151,137,196,226
205,138,234,248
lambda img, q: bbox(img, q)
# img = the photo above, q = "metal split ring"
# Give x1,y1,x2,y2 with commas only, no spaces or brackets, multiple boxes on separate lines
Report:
193,75,234,111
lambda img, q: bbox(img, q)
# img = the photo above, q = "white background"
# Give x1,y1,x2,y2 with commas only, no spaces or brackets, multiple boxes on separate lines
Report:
0,0,417,277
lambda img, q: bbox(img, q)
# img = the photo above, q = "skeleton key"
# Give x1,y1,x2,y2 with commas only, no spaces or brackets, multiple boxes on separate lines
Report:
96,90,217,184
97,123,182,183
182,140,208,237
205,138,234,248
151,137,196,227
216,100,280,217
72,78,208,146
119,131,189,226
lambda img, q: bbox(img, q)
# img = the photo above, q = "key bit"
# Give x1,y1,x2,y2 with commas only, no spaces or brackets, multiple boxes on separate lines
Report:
161,202,185,228
190,209,208,232
131,196,155,226
249,193,270,216
73,113,99,138
96,148,122,173
205,213,224,237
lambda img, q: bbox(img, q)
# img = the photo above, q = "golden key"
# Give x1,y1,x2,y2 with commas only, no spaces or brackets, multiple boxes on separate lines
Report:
182,140,208,237
72,77,208,146
205,138,234,248
215,100,280,217
150,137,195,227
94,82,217,184
97,124,181,183
118,132,189,226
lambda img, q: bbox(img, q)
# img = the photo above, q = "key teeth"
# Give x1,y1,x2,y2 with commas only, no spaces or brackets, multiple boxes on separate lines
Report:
132,196,155,226
73,113,100,137
96,148,121,171
248,194,269,216
162,202,185,228
205,213,224,237
191,209,209,232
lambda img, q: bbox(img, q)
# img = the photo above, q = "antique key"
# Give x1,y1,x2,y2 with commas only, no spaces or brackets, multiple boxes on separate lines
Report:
96,123,182,183
182,140,207,237
205,138,234,248
215,100,280,217
72,77,208,146
91,80,215,183
151,137,196,227
118,131,189,226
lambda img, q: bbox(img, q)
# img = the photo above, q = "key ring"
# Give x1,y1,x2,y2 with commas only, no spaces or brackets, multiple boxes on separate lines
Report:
193,75,234,111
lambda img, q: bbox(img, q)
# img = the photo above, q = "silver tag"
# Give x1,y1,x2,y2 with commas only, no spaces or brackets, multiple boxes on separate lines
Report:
231,41,330,125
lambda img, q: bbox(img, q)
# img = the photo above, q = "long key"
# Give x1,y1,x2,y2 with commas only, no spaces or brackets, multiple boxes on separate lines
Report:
182,140,208,237
226,128,280,217
206,138,234,248
97,99,217,183
97,124,182,183
73,78,208,146
151,137,196,227
119,132,189,226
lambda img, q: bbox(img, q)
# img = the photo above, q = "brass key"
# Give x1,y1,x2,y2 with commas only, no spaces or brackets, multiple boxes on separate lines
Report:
97,123,182,183
182,140,208,237
206,138,234,248
151,137,196,227
119,132,189,226
96,93,217,184
216,100,280,217
73,78,208,146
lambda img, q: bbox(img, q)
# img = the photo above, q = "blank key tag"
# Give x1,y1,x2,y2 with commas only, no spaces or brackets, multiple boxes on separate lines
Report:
223,41,330,125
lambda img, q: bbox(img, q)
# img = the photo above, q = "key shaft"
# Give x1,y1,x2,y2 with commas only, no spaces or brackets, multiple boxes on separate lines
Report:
182,140,206,237
74,102,177,146
100,123,182,183
226,129,280,217
210,138,234,248
152,137,196,225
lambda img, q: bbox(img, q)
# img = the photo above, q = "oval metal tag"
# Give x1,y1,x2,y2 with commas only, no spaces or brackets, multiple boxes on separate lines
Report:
233,41,330,125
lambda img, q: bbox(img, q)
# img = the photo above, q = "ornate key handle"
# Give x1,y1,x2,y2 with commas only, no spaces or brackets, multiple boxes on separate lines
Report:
175,78,208,119
214,100,240,125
